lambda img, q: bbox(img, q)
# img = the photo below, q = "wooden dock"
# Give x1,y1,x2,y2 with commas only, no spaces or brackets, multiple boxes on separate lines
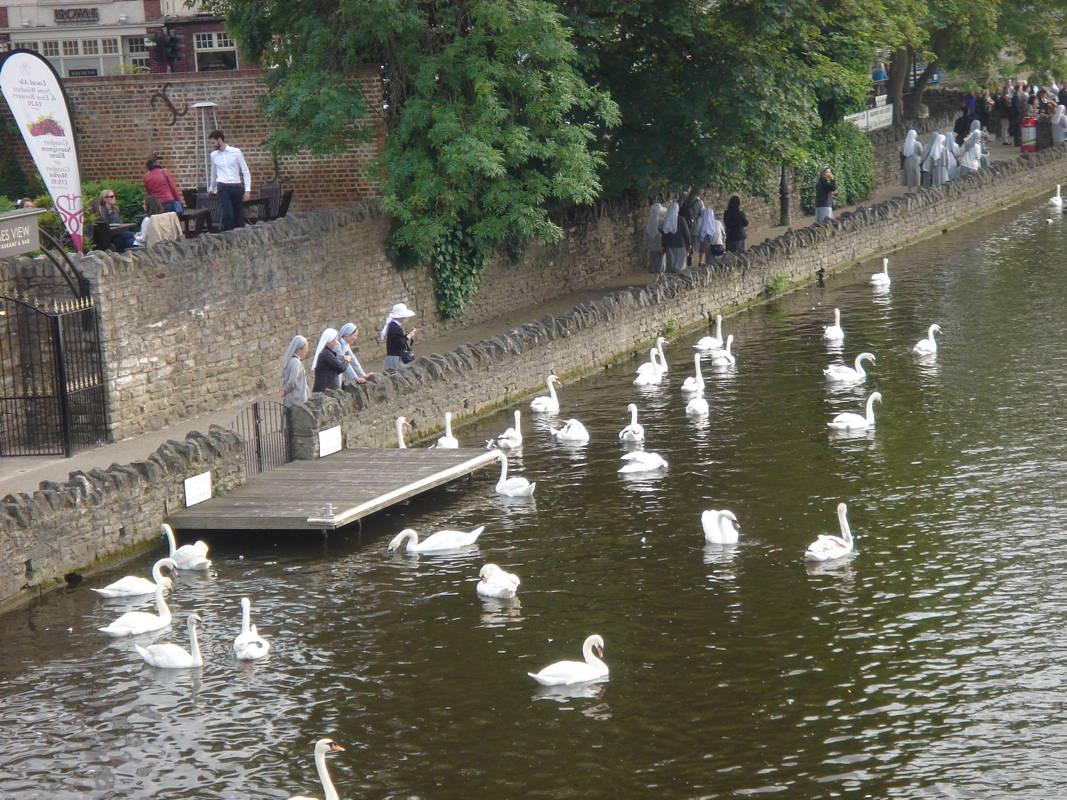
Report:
168,448,500,532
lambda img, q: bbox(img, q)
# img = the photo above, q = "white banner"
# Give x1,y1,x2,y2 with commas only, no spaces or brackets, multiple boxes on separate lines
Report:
0,50,84,252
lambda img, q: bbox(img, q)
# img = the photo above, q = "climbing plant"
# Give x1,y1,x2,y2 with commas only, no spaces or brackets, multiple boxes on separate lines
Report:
432,226,487,319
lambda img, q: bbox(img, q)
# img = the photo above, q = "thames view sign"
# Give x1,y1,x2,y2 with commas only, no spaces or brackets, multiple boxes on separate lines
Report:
0,209,43,258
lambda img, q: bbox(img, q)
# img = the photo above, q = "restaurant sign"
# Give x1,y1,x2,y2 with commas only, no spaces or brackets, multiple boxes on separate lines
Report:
54,8,100,24
0,209,44,258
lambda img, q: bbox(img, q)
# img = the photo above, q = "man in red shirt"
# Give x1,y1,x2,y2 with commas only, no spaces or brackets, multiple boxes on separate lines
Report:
143,155,184,214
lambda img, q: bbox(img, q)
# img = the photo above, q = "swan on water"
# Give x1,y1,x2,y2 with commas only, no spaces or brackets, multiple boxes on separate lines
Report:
618,403,645,443
828,392,882,431
694,314,724,352
912,324,942,357
685,395,709,418
528,634,608,686
530,375,561,414
287,738,346,800
91,557,178,598
135,613,203,669
618,451,668,473
804,502,855,563
395,416,410,448
681,353,705,395
709,335,735,366
1052,184,1063,208
702,509,741,545
550,419,590,444
489,410,523,449
823,308,844,342
495,453,535,497
643,336,668,374
436,411,459,449
477,564,521,599
633,356,666,385
233,596,271,661
388,525,485,554
823,352,875,384
162,523,211,571
870,258,891,287
99,583,171,636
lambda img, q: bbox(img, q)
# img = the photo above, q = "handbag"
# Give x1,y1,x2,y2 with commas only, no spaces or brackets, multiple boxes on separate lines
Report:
400,349,415,364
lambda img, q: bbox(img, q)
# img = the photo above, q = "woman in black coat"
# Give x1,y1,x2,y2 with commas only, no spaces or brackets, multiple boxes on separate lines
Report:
311,327,349,393
723,195,748,253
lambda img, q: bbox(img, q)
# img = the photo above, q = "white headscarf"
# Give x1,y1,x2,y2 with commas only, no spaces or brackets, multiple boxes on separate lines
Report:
311,327,338,371
1054,105,1066,126
645,203,664,238
943,129,959,156
662,202,679,235
970,119,981,134
902,129,919,157
697,207,716,240
379,302,415,342
338,322,357,340
928,133,945,162
280,334,307,372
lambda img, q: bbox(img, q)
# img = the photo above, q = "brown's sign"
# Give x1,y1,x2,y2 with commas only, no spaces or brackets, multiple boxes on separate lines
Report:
54,8,100,24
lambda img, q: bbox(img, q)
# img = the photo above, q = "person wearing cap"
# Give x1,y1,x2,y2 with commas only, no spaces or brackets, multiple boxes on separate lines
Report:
338,322,375,384
311,327,349,393
380,303,417,371
280,334,310,408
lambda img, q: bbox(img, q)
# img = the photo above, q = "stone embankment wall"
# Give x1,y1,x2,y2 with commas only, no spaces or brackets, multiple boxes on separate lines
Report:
0,426,245,610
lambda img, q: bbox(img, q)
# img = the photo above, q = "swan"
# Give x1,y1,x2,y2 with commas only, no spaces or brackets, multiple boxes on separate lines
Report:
395,416,409,448
685,395,709,418
635,347,663,377
91,557,178,598
681,353,705,395
823,352,875,384
530,374,561,414
912,323,942,357
633,356,666,385
287,738,346,800
828,392,881,431
528,634,608,686
618,451,668,473
823,308,844,341
804,502,855,562
162,523,211,571
550,418,590,444
709,335,735,367
870,257,891,287
495,453,535,497
694,314,724,352
135,613,203,668
702,509,741,545
233,596,271,660
436,411,459,449
489,410,523,449
388,525,485,553
98,583,171,636
1052,184,1063,208
618,403,645,443
477,564,520,599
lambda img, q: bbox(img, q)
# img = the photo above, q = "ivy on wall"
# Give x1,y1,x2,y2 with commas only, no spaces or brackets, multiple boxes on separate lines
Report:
431,226,487,319
798,122,875,214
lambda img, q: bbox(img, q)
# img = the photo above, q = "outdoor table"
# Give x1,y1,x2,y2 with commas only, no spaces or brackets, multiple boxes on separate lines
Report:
180,208,213,237
242,196,271,223
109,223,136,234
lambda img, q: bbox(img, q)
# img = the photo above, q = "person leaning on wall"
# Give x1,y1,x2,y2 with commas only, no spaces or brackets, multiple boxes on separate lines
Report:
380,303,417,371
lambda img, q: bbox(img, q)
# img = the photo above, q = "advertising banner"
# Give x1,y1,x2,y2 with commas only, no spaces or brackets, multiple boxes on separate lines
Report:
0,50,84,252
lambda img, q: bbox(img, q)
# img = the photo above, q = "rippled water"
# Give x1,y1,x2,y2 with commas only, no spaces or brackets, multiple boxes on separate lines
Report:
5,199,1067,798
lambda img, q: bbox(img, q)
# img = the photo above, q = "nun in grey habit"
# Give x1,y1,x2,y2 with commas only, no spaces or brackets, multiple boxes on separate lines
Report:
921,134,949,187
660,201,690,274
901,129,923,189
942,128,960,181
280,334,310,409
644,202,665,274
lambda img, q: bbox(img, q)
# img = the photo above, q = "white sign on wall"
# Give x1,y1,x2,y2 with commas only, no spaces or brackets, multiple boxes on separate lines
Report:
845,104,893,132
184,471,212,507
318,426,343,457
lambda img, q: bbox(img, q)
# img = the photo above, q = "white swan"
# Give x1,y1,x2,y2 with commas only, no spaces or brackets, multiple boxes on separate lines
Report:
618,403,645,443
912,323,942,357
528,634,608,686
702,509,741,545
870,257,891,287
287,738,346,800
530,374,561,414
233,596,271,661
98,582,171,636
618,451,668,473
681,353,705,395
823,308,844,341
694,314,724,352
634,346,663,377
395,416,409,448
823,352,875,384
436,411,459,449
162,523,211,571
633,354,666,386
685,395,709,418
388,525,485,553
477,563,520,599
550,418,590,444
828,392,882,431
804,502,855,562
490,410,523,449
495,453,535,497
1052,184,1063,208
91,557,177,598
135,613,203,668
709,335,735,366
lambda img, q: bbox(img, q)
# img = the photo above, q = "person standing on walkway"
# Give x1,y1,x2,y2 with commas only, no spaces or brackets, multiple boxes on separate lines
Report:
311,327,348,393
901,130,923,190
338,322,374,384
644,202,665,274
143,155,183,214
280,335,310,408
723,196,748,253
660,201,690,274
815,166,837,224
1053,105,1067,147
942,128,960,181
953,104,972,146
958,121,983,177
922,134,948,187
208,130,251,231
695,206,720,265
380,302,417,371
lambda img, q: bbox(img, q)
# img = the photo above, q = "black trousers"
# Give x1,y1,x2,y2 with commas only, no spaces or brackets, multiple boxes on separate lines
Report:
217,183,245,231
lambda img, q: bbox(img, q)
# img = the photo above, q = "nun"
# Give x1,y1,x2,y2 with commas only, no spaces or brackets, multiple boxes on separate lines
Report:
695,206,719,265
958,120,983,177
942,128,960,181
1052,105,1067,147
280,335,310,409
660,201,691,274
922,134,948,186
900,129,923,189
337,322,373,384
380,302,417,371
311,327,348,393
644,202,665,274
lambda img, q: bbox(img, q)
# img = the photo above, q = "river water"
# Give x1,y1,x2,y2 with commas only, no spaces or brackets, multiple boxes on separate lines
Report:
4,198,1067,799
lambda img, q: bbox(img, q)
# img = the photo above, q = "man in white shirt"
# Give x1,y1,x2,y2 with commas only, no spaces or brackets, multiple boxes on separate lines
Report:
208,129,251,231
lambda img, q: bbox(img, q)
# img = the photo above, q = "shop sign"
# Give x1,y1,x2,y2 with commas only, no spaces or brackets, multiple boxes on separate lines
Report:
54,8,100,24
0,209,43,258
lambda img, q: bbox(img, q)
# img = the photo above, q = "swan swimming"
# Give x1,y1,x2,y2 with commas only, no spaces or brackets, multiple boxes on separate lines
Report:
489,410,523,449
395,416,410,448
633,356,666,385
550,418,590,444
618,451,668,473
804,502,855,563
388,525,485,554
828,392,882,431
91,557,178,598
694,314,724,352
528,634,608,686
912,324,942,357
823,352,875,384
136,613,203,669
99,582,171,636
635,346,664,377
618,403,645,443
495,453,535,497
685,395,709,418
477,564,521,599
702,509,741,545
709,335,735,367
681,353,705,395
436,411,459,448
233,596,271,661
870,257,891,287
287,738,346,800
530,374,561,414
1052,184,1063,208
823,308,844,341
162,523,211,571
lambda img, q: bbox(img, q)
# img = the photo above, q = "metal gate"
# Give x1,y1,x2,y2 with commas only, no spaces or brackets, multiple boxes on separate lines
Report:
0,295,108,457
230,399,291,476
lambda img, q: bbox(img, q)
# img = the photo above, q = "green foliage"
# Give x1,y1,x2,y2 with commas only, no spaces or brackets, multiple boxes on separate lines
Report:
0,117,36,200
432,226,487,319
662,318,678,338
798,122,874,214
764,274,790,298
0,196,14,213
29,180,144,244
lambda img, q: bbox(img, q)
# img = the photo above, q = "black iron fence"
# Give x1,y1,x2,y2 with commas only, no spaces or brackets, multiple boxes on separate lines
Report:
230,399,291,476
0,294,108,457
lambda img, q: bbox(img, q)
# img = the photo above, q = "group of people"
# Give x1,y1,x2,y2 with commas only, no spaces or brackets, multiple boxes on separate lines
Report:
645,195,751,274
279,303,419,409
988,80,1067,146
900,118,988,190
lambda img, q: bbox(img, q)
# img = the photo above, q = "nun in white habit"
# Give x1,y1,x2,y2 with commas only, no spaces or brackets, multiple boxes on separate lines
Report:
644,202,665,274
280,335,310,408
921,134,948,187
942,128,960,181
1053,105,1067,147
958,120,983,176
900,129,923,189
311,327,348,393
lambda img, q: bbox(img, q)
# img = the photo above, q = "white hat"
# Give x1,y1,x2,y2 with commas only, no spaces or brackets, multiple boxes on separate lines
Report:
389,302,416,319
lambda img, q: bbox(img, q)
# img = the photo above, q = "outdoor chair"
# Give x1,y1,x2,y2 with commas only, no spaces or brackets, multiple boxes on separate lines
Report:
277,189,294,219
194,192,224,231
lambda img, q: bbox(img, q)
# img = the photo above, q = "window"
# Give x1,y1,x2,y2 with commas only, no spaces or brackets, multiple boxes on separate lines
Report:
42,41,59,58
194,33,214,50
125,37,147,55
82,39,98,55
216,32,234,48
23,42,39,52
194,30,238,71
62,40,79,57
101,38,118,55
